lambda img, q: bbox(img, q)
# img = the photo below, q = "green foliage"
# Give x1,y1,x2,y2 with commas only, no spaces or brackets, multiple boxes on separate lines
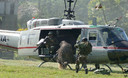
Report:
88,0,128,34
114,0,120,4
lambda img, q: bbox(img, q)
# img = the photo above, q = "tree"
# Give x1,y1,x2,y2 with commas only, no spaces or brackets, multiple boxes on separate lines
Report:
18,1,39,28
88,0,128,34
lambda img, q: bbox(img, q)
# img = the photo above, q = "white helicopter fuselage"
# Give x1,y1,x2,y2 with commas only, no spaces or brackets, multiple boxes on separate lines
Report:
0,30,20,50
0,18,128,64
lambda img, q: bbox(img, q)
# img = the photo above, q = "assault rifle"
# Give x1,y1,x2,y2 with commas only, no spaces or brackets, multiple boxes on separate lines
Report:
34,36,49,52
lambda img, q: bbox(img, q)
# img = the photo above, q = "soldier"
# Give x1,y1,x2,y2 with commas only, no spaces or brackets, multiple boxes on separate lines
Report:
57,41,74,69
46,31,58,54
75,37,92,74
34,31,58,55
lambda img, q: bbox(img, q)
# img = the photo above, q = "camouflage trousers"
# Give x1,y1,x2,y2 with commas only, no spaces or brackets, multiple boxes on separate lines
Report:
76,55,87,73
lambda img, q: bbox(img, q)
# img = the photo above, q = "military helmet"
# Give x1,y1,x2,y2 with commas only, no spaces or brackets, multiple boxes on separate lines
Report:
82,37,87,41
48,31,53,35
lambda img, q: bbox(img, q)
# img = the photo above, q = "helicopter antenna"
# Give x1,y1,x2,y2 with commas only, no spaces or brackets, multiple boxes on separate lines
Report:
108,16,122,27
64,0,77,20
114,16,122,27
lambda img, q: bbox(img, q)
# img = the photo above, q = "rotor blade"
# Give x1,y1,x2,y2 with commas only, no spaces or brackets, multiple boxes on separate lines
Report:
64,0,67,10
72,0,77,11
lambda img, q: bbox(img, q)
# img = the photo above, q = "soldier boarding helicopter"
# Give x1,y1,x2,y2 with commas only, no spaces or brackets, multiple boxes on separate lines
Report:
0,0,128,72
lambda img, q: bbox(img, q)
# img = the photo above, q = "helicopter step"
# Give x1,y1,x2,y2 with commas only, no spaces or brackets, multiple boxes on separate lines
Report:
38,54,53,67
39,55,53,58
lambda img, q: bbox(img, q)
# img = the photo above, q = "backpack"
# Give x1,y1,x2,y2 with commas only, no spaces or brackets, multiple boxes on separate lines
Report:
79,42,92,55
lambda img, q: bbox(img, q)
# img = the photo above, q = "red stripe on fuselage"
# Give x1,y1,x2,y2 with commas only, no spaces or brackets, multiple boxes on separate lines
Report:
0,43,128,50
18,47,37,49
0,43,37,49
93,46,128,50
0,44,18,49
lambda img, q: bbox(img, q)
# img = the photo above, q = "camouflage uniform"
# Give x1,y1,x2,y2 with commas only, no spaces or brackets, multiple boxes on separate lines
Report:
45,32,58,54
57,41,74,69
34,31,58,55
75,37,92,74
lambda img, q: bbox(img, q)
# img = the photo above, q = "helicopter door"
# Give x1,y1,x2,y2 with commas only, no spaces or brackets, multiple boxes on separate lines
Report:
18,29,40,56
87,30,110,63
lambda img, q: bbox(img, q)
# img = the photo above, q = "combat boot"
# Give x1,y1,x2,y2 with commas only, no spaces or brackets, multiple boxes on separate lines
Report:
76,64,79,73
85,68,88,74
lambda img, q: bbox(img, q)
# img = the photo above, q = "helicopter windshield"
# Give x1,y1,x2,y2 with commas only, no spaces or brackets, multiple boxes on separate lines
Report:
100,27,128,45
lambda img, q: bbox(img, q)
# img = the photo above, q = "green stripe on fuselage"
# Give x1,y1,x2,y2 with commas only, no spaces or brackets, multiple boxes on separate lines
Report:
90,25,100,28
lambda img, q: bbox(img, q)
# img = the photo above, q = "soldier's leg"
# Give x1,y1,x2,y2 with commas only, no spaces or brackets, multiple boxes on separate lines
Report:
83,63,88,74
95,64,100,69
76,57,80,73
49,46,54,54
82,57,88,74
76,64,79,73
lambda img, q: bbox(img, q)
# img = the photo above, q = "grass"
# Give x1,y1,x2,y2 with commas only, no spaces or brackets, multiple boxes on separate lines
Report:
0,59,127,78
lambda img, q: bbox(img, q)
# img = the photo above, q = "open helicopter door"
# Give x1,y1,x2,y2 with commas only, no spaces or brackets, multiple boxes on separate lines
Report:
18,29,40,56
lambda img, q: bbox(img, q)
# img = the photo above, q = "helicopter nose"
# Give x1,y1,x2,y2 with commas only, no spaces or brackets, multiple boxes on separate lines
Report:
114,40,128,48
108,41,128,63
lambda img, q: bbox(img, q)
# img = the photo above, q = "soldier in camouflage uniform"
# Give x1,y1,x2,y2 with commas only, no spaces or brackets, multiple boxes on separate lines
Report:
34,31,58,55
45,31,58,54
57,41,74,69
74,37,92,74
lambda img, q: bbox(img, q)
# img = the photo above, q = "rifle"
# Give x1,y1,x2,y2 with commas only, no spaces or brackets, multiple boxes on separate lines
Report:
34,36,49,52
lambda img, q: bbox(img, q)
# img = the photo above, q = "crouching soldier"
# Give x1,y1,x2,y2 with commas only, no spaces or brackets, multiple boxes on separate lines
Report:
57,41,74,69
45,31,58,55
34,31,58,55
74,37,92,74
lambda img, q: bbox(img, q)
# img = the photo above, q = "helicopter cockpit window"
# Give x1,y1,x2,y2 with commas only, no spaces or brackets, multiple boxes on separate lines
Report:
41,21,48,26
100,28,128,45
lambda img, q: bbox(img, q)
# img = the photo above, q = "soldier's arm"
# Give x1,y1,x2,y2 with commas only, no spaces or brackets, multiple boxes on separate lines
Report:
74,44,78,48
74,41,80,48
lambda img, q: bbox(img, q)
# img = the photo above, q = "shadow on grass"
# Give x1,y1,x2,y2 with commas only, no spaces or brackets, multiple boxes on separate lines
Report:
111,70,123,74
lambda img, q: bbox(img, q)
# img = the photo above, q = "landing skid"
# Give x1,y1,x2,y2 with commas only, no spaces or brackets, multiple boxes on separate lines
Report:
67,64,73,70
91,64,128,73
38,61,46,67
38,54,73,70
38,54,54,67
38,61,73,70
117,64,128,73
104,64,113,72
89,64,112,72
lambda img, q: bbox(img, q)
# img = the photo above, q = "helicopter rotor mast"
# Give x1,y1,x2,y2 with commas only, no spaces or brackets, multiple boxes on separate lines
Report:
64,0,77,20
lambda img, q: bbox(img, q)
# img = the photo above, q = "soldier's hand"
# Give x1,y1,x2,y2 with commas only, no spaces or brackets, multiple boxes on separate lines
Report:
74,44,78,48
46,36,49,39
76,41,80,44
33,49,37,52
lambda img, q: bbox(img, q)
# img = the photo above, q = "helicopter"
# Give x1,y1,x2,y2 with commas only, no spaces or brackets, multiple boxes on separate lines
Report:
0,0,128,72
